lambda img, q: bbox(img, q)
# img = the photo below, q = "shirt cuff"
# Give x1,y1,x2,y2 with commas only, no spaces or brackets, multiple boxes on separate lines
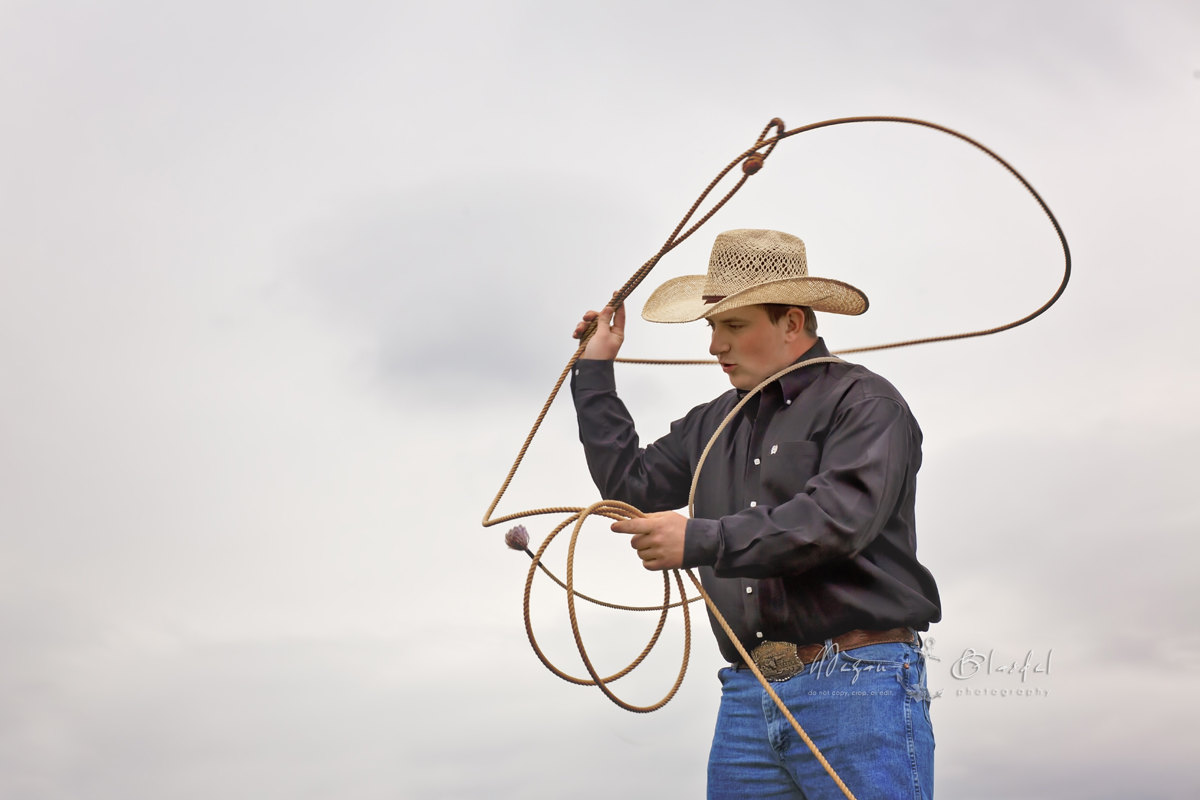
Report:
683,517,721,568
570,358,616,393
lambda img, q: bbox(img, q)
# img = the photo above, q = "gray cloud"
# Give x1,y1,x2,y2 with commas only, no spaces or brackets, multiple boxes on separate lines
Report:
287,178,657,393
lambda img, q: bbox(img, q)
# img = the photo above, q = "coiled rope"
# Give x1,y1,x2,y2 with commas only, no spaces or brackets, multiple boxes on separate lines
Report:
482,116,1071,800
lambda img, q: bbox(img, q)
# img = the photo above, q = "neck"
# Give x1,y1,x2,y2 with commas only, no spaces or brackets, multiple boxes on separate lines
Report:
784,335,819,365
749,337,821,390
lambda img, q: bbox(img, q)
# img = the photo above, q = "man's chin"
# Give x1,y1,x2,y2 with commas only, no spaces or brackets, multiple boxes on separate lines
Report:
729,370,777,391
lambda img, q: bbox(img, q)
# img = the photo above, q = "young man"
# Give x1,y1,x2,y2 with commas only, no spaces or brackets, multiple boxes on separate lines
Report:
570,229,940,799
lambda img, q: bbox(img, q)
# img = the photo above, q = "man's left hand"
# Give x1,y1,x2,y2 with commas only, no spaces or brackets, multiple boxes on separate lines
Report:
611,512,687,571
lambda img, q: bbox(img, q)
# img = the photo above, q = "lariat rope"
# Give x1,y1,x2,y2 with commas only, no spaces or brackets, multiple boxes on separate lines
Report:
482,116,1071,800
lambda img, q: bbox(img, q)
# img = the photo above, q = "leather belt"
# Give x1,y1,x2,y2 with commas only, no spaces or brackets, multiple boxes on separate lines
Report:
733,627,915,682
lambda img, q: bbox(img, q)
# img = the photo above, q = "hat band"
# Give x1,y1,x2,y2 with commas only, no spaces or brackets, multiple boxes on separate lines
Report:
702,295,726,304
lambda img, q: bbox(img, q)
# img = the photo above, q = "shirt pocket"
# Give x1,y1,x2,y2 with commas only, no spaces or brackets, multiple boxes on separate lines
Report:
759,440,821,506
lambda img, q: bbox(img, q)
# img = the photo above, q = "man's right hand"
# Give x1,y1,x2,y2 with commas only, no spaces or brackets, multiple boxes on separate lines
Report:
572,305,625,360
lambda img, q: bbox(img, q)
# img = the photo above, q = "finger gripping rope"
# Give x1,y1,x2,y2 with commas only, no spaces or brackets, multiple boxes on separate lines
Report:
483,115,1071,800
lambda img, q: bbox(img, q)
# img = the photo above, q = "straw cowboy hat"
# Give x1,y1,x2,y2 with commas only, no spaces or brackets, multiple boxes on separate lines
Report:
641,229,868,323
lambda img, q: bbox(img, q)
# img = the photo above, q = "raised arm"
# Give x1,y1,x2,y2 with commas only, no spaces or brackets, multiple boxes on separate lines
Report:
569,305,695,515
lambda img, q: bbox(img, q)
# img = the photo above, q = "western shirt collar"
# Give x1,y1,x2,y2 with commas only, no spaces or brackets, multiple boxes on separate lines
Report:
736,337,832,418
777,337,832,403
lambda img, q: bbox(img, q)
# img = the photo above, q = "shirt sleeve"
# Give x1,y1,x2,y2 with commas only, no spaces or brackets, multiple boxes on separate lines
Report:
684,395,913,578
570,359,695,512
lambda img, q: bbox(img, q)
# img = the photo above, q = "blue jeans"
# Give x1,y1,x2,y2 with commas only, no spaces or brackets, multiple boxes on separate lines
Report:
708,639,934,799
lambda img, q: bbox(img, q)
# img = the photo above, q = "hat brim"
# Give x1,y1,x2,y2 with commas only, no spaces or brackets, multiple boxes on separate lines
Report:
641,275,869,324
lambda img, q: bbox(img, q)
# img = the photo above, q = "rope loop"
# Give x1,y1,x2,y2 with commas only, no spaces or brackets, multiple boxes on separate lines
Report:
521,501,693,713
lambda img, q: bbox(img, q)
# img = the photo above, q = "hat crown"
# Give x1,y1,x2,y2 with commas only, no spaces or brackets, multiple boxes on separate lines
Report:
703,229,808,297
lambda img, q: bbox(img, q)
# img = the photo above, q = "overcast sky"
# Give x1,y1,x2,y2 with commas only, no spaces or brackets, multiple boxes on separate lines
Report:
2,2,1199,798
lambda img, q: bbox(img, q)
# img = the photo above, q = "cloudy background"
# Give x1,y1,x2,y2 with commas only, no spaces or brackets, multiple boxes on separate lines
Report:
2,1,1198,798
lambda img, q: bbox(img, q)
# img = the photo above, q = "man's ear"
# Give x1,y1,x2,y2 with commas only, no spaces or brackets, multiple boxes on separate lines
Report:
784,307,806,340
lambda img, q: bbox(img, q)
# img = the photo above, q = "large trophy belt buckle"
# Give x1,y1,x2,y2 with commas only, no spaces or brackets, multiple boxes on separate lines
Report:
751,640,803,682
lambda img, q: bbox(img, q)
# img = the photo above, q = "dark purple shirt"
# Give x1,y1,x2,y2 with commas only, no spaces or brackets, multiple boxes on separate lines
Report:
570,338,941,663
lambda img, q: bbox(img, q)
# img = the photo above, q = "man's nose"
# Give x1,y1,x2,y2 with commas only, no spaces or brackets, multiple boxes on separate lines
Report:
709,331,728,356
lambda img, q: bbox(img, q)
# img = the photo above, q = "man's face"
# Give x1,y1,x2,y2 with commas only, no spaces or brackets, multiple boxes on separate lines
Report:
707,305,808,390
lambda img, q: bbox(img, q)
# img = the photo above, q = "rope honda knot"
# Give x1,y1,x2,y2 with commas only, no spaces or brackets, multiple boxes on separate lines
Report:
742,153,766,174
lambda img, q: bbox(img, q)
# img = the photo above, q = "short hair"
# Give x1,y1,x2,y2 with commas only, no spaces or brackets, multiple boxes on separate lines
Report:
763,304,817,335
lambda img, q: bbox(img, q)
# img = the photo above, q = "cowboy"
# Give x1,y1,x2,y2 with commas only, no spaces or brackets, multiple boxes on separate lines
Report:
570,229,940,799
